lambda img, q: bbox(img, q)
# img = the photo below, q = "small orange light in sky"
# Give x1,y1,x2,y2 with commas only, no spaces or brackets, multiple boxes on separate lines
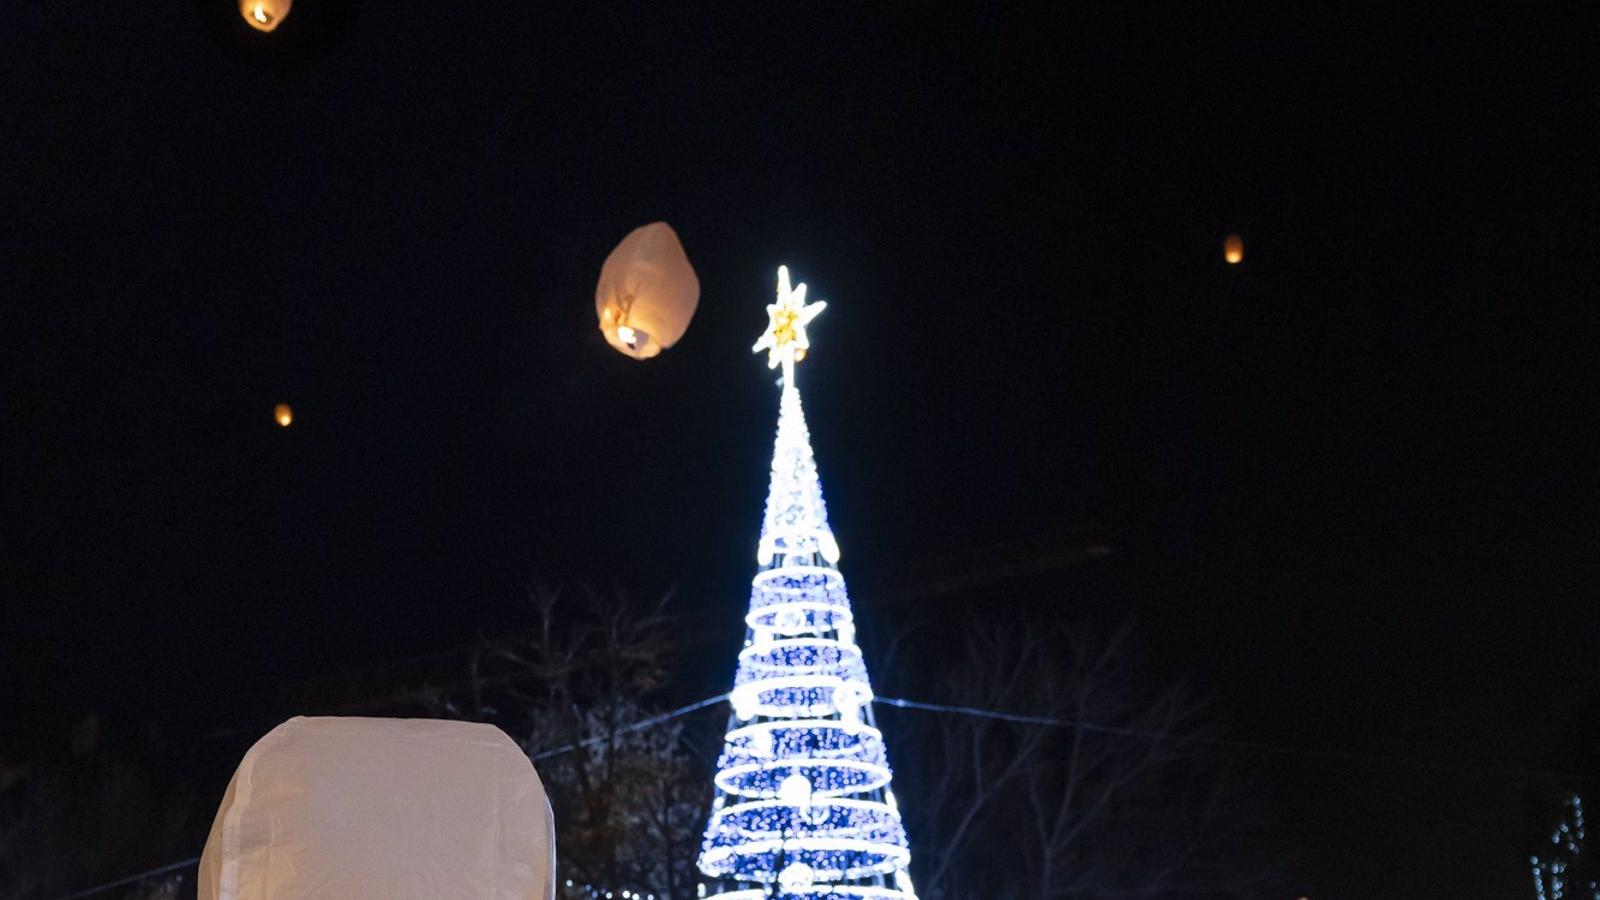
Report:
239,0,291,32
1224,233,1244,264
274,403,293,427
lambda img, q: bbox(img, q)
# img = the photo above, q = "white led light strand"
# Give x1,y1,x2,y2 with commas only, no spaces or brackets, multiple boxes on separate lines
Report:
1532,795,1600,900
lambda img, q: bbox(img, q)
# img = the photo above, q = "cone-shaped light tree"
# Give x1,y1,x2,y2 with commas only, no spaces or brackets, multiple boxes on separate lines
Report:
698,267,918,899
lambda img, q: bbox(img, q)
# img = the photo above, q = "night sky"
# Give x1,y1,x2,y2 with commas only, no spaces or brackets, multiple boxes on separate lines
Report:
3,4,1596,898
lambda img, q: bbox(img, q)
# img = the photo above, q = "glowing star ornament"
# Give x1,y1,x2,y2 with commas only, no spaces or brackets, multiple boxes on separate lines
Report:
752,265,826,382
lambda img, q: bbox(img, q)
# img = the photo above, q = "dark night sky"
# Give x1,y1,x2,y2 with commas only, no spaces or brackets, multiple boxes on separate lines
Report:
3,4,1597,898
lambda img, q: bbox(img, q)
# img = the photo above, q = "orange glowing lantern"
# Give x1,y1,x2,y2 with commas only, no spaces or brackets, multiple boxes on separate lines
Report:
595,222,700,360
1224,233,1244,264
239,0,291,32
274,403,293,427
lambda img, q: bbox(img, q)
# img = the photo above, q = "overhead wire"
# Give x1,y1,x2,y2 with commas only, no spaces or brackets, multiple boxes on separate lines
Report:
46,689,1589,899
530,693,729,761
52,856,203,900
873,695,1597,785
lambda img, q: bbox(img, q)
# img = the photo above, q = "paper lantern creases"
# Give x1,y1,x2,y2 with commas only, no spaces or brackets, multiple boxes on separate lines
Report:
595,222,700,360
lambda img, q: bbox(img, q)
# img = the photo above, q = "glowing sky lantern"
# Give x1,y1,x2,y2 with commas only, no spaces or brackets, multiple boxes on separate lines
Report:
1224,233,1245,264
274,403,293,427
198,717,555,900
595,222,700,360
239,0,291,32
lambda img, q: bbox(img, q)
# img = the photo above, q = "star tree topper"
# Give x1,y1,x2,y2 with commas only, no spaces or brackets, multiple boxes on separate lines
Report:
752,265,827,383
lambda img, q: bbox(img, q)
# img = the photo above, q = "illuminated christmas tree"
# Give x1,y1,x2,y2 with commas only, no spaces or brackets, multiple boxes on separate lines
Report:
697,267,918,899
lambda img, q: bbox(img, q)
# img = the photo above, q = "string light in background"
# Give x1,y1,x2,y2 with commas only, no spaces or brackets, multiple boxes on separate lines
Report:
562,880,658,900
1532,795,1597,900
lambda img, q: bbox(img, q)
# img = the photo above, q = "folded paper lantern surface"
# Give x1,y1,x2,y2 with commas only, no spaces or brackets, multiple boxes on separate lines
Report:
595,221,700,359
199,717,555,900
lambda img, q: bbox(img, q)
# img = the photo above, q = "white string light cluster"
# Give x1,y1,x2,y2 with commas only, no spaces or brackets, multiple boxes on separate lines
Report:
1532,795,1598,900
701,272,917,899
561,880,659,900
755,385,842,566
745,567,852,633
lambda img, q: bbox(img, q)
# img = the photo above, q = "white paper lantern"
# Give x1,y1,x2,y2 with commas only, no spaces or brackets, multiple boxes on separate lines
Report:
595,222,699,360
198,717,555,900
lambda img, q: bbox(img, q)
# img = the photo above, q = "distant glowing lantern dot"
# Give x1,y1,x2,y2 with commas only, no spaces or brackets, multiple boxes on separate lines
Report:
1224,233,1244,264
274,404,293,427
